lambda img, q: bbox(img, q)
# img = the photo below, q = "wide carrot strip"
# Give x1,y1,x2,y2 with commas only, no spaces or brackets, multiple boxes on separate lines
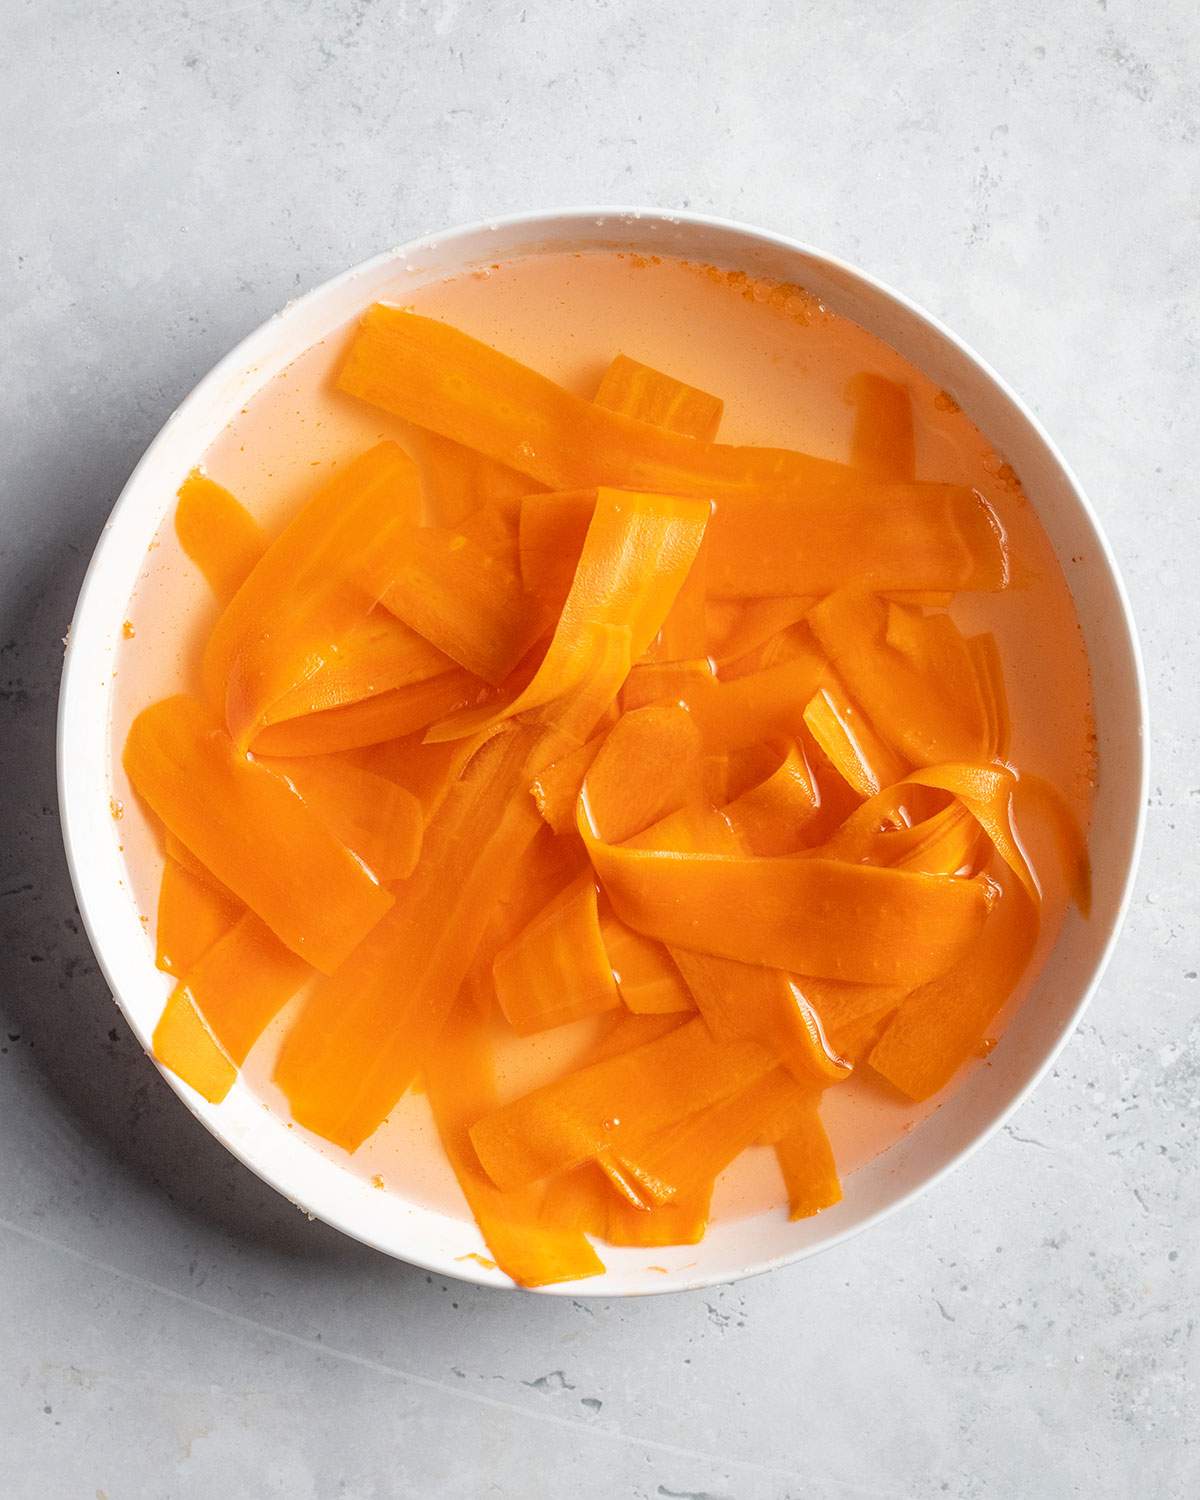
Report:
338,307,1005,601
541,1161,712,1247
869,866,1038,1101
273,725,544,1151
400,425,536,528
203,442,422,748
257,754,424,882
124,695,393,973
494,874,622,1035
470,1016,772,1191
720,743,820,855
426,1006,604,1287
175,471,267,604
1016,773,1091,915
474,823,590,984
599,913,695,1015
582,704,703,844
262,611,453,726
530,732,608,835
587,823,990,987
620,657,717,715
363,523,543,686
594,353,724,441
900,763,1039,904
707,596,814,670
250,669,484,756
428,487,709,744
152,991,236,1104
846,372,916,481
155,858,242,976
615,1068,809,1206
808,591,990,765
351,730,489,825
815,783,978,875
775,1101,843,1219
175,911,310,1065
802,682,908,799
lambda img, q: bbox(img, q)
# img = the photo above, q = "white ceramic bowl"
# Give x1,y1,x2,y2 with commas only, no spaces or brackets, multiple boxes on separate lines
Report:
58,209,1146,1295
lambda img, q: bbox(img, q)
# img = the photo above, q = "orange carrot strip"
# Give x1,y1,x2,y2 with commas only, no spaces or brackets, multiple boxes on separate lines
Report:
203,442,422,748
775,1101,843,1218
174,911,310,1066
363,523,543,686
869,866,1038,1100
615,1068,809,1206
599,913,695,1015
400,426,536,528
846,372,916,481
530,732,608,835
426,1006,604,1287
470,1016,772,1191
257,754,424,882
900,762,1039,904
273,724,544,1151
351,731,488,825
155,858,242,976
152,991,236,1104
174,471,266,604
586,810,990,987
620,657,717,714
802,682,908,798
494,873,622,1035
582,704,703,844
124,695,393,973
263,611,453,725
594,353,724,441
250,669,484,756
427,487,709,744
707,596,814,669
808,591,991,765
541,1162,711,1247
720,743,820,855
337,310,1005,599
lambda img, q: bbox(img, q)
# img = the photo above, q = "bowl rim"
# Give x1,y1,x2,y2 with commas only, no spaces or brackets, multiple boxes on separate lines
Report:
57,205,1148,1295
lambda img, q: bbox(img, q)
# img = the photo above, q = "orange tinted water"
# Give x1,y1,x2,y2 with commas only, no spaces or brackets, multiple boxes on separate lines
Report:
112,250,1093,1223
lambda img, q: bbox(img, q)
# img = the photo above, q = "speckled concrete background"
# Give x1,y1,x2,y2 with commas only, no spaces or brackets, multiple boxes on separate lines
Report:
1,2,1196,1496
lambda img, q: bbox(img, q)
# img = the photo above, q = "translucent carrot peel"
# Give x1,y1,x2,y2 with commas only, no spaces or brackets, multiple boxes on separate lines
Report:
470,1017,773,1191
426,1007,604,1287
258,754,424,882
262,611,453,726
249,669,484,757
364,522,543,686
273,725,544,1151
868,869,1038,1101
175,471,266,604
494,874,621,1035
846,373,916,482
155,858,242,976
775,1102,843,1219
124,695,393,973
599,914,695,1014
427,486,709,743
203,442,423,749
594,353,724,440
808,591,992,765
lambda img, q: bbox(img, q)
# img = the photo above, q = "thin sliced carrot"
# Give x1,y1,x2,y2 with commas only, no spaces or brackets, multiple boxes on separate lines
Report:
802,682,908,798
250,669,485,757
846,372,916,481
273,725,544,1151
175,471,267,604
594,353,724,440
470,1016,772,1191
426,1005,604,1287
775,1100,843,1218
599,913,695,1015
258,753,424,882
124,695,393,973
155,858,242,976
494,874,621,1035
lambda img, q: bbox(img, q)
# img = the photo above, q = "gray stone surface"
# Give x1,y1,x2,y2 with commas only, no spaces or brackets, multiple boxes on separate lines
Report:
1,1,1197,1495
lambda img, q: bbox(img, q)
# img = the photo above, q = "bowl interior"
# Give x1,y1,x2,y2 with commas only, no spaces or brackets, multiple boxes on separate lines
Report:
58,211,1145,1295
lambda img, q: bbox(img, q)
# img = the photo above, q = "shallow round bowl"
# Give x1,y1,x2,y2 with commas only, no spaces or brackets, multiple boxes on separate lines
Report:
58,209,1147,1295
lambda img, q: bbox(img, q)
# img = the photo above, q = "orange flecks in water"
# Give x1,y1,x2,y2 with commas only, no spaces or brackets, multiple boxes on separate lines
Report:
122,620,136,639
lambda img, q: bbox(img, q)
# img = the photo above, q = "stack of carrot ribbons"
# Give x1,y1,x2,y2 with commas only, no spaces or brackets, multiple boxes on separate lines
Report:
125,309,1090,1286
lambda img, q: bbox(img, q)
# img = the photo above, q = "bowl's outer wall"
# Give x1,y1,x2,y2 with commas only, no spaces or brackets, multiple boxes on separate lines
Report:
58,210,1146,1295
